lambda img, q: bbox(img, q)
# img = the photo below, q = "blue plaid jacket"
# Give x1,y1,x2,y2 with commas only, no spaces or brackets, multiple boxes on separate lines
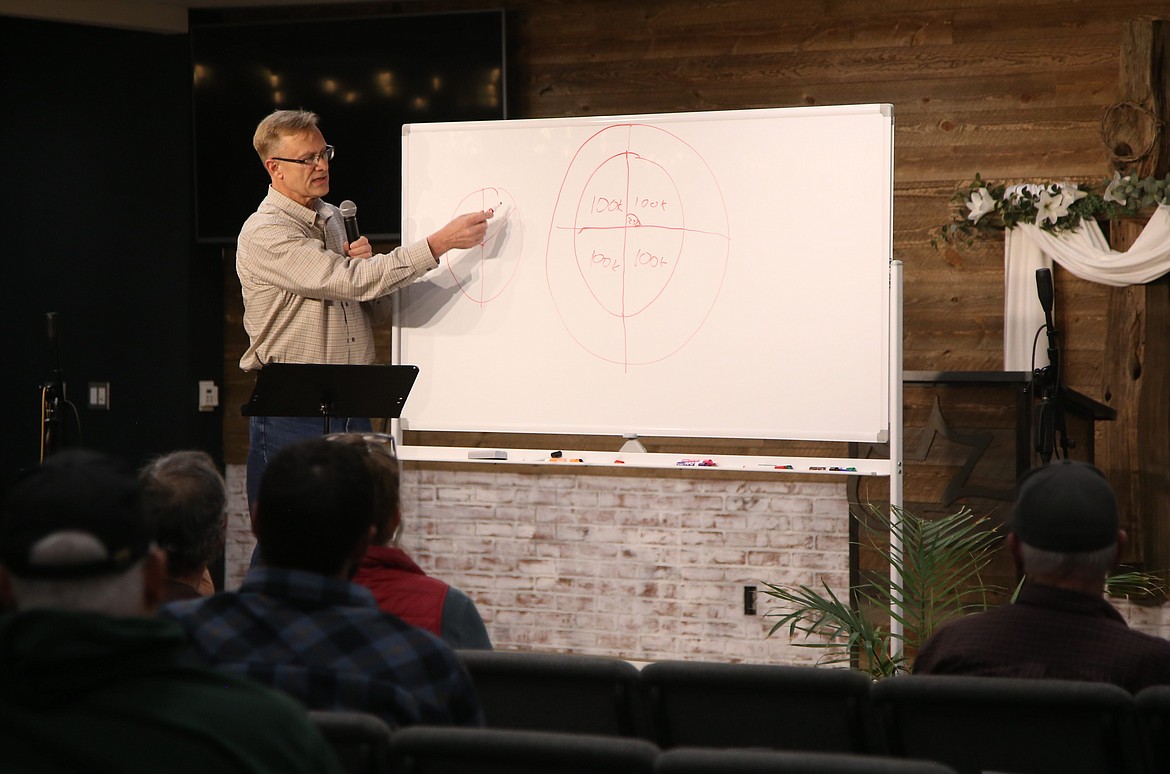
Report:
159,567,483,728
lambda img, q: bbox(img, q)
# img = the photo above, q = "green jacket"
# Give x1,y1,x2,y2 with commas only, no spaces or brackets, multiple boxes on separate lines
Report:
0,608,343,774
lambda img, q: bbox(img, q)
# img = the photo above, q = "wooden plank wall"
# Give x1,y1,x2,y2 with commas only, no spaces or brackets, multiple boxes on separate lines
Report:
222,1,1168,530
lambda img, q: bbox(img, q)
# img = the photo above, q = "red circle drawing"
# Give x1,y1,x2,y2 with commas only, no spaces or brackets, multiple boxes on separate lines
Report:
546,124,730,367
447,186,523,305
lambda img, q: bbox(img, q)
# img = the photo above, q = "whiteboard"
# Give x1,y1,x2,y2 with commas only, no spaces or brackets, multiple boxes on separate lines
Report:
396,104,893,442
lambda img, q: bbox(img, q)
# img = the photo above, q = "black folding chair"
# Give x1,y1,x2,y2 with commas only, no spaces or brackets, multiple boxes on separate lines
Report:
1135,684,1170,772
457,649,646,736
640,660,877,753
871,675,1145,774
388,725,659,774
307,710,393,774
655,747,959,774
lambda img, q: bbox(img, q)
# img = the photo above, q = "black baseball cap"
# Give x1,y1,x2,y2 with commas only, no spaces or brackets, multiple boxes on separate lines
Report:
1011,460,1119,552
0,449,154,579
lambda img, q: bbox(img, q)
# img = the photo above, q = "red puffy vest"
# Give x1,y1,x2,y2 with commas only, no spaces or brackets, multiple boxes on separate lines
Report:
352,545,450,637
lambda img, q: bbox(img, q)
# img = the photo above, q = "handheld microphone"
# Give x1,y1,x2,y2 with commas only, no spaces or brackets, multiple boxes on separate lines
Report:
339,200,360,244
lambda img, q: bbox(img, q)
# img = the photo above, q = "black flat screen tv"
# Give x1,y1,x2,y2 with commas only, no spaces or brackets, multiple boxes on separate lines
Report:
191,10,505,244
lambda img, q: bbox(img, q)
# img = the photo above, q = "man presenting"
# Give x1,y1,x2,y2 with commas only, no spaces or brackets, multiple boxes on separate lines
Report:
239,108,491,506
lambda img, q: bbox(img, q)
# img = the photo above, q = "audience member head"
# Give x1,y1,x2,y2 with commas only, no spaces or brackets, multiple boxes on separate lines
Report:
325,433,402,546
253,437,377,577
139,450,226,590
0,449,164,616
1010,460,1124,590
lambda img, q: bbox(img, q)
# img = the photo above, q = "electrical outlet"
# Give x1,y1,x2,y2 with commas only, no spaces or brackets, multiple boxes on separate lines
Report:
198,380,219,412
88,382,110,410
743,585,757,615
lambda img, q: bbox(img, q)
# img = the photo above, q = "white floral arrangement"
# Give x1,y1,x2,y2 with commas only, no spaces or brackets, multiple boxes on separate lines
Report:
938,171,1170,246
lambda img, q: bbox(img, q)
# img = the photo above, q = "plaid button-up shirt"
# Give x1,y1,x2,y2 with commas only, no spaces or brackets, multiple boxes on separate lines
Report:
236,186,438,372
159,567,483,729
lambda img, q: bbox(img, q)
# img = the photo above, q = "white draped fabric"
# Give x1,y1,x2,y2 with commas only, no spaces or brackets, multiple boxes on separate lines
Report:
1002,203,1170,370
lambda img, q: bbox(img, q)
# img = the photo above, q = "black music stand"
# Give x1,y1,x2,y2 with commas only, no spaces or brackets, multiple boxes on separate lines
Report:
242,364,420,434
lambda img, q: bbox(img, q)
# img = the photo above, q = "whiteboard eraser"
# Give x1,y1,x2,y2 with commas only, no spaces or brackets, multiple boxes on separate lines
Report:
468,450,508,460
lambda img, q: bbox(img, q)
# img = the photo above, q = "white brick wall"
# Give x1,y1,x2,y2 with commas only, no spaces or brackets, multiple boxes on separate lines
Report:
223,462,1170,662
223,464,253,590
225,463,850,664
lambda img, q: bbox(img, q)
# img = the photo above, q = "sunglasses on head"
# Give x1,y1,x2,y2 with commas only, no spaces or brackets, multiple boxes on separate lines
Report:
324,432,398,461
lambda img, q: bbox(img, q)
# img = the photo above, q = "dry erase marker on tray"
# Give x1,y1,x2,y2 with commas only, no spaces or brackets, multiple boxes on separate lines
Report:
677,459,717,467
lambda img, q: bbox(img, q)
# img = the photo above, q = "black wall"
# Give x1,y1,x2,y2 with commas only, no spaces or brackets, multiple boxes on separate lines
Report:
2,16,222,491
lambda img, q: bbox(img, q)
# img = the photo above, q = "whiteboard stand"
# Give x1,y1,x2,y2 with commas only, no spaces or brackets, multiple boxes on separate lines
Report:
889,260,905,663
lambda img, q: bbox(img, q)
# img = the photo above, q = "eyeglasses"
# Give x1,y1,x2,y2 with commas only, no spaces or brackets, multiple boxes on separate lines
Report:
324,432,397,461
270,145,335,166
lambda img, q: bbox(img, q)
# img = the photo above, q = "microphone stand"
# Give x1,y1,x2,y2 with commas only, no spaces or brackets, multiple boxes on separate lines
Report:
40,312,66,461
1033,268,1072,465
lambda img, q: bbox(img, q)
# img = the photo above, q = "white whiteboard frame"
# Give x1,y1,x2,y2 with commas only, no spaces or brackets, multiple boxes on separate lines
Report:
394,105,894,444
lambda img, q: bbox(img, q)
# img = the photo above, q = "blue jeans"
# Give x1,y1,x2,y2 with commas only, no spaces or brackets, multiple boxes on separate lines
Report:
246,415,373,508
